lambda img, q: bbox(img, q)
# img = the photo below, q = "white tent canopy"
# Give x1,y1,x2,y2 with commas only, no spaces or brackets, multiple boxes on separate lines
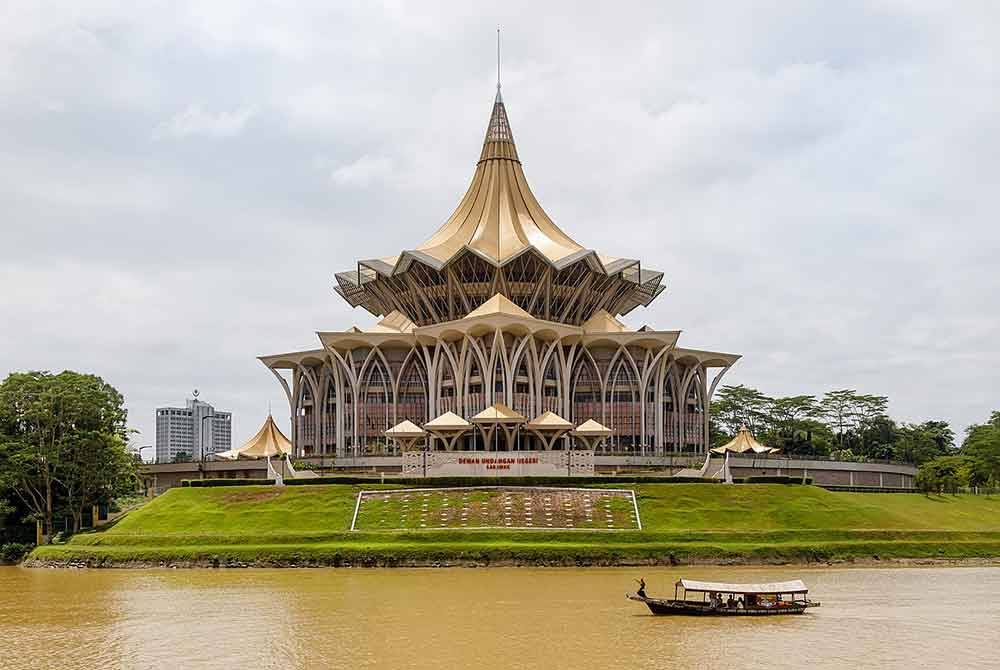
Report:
677,579,808,594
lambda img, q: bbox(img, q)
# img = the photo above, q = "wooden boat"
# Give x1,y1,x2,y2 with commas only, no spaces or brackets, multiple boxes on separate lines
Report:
628,578,820,616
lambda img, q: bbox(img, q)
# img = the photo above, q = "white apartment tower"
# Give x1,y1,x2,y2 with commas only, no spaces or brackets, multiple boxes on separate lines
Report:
155,393,232,463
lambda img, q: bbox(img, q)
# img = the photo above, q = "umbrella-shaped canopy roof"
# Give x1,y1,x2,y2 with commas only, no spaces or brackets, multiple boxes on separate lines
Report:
572,419,613,437
215,414,292,460
384,419,426,438
711,426,780,454
424,411,473,431
526,411,574,430
471,402,526,424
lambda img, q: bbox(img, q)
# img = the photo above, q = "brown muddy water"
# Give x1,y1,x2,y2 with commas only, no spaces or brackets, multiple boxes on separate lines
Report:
1,565,997,669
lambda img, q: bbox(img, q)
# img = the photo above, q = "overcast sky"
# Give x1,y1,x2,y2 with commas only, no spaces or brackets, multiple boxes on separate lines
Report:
2,1,998,455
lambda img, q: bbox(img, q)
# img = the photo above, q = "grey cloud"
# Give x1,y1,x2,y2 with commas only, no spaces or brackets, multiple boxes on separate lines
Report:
1,1,998,450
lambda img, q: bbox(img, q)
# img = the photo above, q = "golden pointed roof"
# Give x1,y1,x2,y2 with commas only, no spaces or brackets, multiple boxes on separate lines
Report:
216,414,292,460
464,293,533,320
334,88,668,323
384,419,426,438
368,310,416,333
408,90,588,267
526,410,574,430
424,411,472,430
572,418,613,437
711,426,780,455
581,309,628,334
471,402,526,423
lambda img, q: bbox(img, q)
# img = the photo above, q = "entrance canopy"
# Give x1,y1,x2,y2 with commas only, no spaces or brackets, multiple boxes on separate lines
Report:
471,402,526,424
214,414,291,460
423,411,472,451
526,411,573,450
472,402,526,451
677,579,807,595
711,426,780,455
384,420,427,451
571,418,612,450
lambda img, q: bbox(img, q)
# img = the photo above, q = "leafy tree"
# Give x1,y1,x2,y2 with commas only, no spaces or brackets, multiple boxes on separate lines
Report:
916,455,973,493
712,385,773,436
0,371,136,536
894,422,955,465
961,411,1000,486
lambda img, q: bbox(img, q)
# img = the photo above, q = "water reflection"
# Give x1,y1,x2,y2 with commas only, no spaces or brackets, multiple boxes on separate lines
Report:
1,566,997,669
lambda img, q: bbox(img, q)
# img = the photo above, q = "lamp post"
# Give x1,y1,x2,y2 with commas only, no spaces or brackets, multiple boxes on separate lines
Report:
138,445,153,463
200,413,217,478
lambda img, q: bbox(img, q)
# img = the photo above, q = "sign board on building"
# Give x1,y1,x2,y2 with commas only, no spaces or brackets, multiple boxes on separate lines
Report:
402,450,595,477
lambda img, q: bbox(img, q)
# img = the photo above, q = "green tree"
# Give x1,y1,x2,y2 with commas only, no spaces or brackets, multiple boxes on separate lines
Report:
961,411,1000,486
711,385,773,437
895,422,955,465
916,455,973,494
0,371,136,536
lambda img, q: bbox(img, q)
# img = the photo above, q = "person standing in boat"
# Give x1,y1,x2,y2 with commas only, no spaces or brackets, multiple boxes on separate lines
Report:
635,578,647,598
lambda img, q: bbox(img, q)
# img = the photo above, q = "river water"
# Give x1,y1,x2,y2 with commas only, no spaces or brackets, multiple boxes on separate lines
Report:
1,565,997,669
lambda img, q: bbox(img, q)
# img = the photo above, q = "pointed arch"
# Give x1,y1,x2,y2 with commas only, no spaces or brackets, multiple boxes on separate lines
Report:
605,351,640,452
570,351,602,426
396,351,429,427
358,352,393,455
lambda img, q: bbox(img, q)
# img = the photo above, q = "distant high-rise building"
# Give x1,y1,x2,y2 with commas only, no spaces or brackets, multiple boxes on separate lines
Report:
155,392,232,463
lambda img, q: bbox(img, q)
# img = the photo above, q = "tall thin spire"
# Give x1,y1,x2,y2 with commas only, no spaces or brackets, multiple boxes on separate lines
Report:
496,25,502,100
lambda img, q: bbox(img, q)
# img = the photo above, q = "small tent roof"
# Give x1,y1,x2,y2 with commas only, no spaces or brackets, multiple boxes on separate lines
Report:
384,419,426,438
471,402,526,424
464,293,533,320
677,579,807,595
368,310,416,333
424,411,472,431
572,418,612,436
581,309,628,334
710,426,780,454
216,414,292,460
526,411,573,430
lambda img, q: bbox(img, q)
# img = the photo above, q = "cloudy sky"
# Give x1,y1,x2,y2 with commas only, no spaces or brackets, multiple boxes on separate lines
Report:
2,1,998,454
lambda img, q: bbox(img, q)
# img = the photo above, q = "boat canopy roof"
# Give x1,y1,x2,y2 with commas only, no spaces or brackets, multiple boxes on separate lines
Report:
676,579,807,595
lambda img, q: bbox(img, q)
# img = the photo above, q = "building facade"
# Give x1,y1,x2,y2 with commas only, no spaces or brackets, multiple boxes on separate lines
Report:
262,87,739,458
155,396,232,463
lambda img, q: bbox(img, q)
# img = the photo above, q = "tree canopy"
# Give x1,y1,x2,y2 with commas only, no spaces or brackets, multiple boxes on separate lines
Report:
0,371,137,536
711,385,954,464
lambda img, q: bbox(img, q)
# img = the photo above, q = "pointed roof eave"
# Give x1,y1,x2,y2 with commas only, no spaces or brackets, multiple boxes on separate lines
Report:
464,293,533,320
424,411,473,430
471,401,526,423
572,418,613,436
526,411,574,430
385,419,427,437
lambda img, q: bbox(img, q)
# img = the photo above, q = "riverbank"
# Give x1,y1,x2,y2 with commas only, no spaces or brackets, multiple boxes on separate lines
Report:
27,483,1000,568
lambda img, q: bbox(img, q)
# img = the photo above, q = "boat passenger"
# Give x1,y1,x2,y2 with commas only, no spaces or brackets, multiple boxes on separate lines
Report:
726,595,736,609
635,578,647,598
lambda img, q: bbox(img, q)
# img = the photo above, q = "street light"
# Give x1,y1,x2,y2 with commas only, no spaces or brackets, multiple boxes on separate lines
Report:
200,413,218,478
137,445,153,463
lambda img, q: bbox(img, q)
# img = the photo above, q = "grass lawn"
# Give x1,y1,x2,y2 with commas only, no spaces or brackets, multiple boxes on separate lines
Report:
29,483,1000,566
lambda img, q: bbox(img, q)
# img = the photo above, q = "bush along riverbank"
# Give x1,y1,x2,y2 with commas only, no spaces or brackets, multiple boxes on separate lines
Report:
26,483,1000,568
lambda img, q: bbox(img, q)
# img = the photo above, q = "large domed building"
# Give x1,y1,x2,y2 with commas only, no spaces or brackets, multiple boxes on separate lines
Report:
260,87,739,458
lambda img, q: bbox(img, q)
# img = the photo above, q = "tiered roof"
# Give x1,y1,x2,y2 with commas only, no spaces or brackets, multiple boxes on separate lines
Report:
334,88,666,325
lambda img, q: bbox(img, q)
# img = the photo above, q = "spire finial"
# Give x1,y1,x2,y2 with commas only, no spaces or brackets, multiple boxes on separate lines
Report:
496,25,502,99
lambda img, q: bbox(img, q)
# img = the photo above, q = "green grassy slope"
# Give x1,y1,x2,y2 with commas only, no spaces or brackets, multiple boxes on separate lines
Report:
29,484,1000,566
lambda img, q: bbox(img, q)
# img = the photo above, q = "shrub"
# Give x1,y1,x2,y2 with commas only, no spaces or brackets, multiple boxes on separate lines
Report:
181,479,276,487
0,542,33,563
